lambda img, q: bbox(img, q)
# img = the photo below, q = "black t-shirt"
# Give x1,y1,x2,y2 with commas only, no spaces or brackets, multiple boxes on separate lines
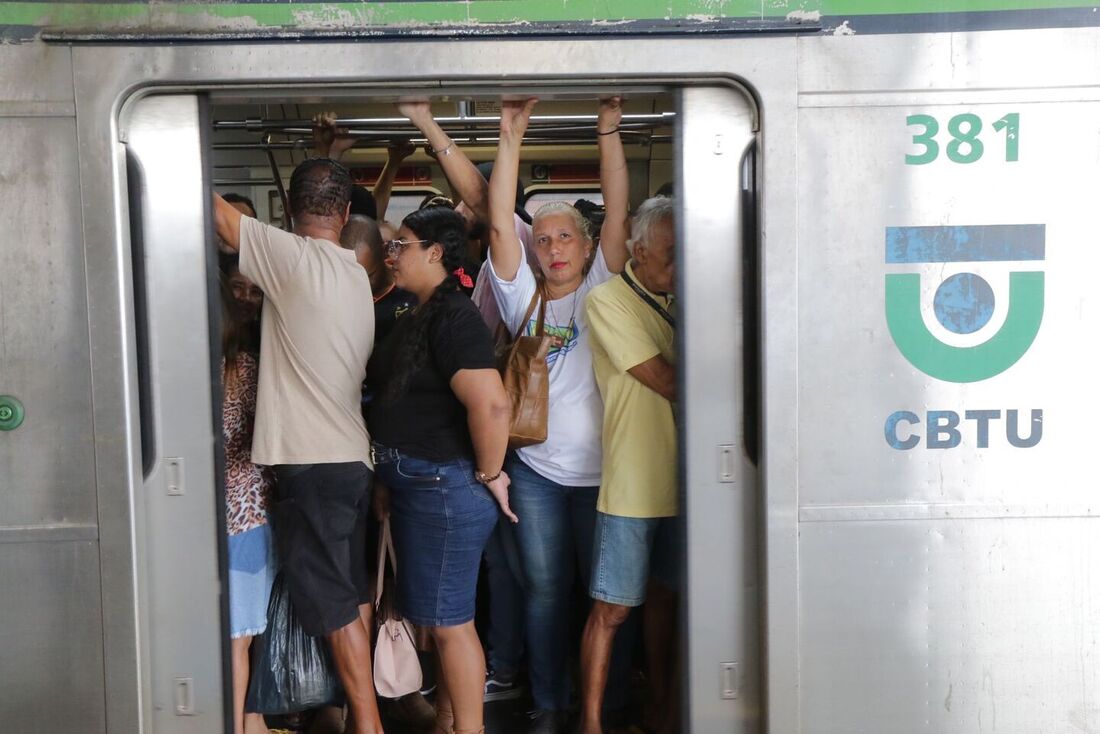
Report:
374,285,416,347
361,285,417,413
367,291,497,462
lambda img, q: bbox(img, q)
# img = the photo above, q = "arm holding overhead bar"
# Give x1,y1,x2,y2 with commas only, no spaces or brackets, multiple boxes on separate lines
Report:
399,100,491,223
213,193,244,253
597,96,631,274
311,111,357,160
488,98,539,282
373,140,416,221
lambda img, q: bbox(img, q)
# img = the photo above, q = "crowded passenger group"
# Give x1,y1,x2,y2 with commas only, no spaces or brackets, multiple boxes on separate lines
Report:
212,96,679,734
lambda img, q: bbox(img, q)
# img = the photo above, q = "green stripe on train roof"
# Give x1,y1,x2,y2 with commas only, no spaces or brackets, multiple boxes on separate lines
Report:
1,0,1098,28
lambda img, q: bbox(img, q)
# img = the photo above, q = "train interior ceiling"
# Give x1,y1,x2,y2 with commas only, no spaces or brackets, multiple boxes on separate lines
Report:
205,87,760,486
210,93,677,229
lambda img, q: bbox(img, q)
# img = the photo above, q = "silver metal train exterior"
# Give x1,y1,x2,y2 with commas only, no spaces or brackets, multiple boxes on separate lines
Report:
1,14,1098,734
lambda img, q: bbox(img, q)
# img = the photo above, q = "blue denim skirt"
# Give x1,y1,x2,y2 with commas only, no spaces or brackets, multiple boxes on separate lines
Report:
373,445,500,627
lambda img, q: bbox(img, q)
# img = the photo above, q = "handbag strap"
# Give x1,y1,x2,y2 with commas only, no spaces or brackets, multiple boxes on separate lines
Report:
373,517,399,609
519,285,547,337
505,285,550,364
620,269,675,329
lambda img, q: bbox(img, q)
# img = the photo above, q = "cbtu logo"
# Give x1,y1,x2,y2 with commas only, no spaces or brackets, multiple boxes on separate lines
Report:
884,224,1045,383
883,224,1045,450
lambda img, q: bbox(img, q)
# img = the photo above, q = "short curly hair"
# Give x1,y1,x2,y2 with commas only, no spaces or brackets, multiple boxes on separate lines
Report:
288,158,352,220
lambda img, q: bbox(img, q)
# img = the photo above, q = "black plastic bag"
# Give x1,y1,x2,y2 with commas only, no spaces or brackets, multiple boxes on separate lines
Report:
245,573,343,714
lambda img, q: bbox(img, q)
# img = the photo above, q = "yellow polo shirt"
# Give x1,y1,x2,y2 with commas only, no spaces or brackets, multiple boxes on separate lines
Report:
584,261,677,518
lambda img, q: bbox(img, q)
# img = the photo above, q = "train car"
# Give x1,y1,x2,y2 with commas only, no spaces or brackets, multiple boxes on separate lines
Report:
1,2,1098,732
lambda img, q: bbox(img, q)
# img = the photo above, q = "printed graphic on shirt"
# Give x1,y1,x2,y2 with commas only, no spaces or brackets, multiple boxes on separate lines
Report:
526,319,580,366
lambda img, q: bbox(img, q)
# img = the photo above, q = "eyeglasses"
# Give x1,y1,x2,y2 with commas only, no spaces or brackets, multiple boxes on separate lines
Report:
383,238,429,258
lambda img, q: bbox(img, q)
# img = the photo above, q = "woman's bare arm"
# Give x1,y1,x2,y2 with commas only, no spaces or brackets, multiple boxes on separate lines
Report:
488,98,538,281
399,101,490,222
451,367,518,522
373,140,415,221
597,96,631,273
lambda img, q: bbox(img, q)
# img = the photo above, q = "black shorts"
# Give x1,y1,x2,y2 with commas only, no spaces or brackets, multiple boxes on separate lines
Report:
272,462,372,637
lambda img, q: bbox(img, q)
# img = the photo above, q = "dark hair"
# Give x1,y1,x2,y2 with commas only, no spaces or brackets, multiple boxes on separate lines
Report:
574,198,606,231
288,158,352,220
349,186,378,219
222,192,257,218
220,274,253,388
655,181,674,198
218,250,240,275
219,254,260,366
384,207,468,401
477,161,532,224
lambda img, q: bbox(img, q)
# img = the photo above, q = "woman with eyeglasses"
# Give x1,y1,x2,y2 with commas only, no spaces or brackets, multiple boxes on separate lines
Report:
365,205,516,734
485,97,632,734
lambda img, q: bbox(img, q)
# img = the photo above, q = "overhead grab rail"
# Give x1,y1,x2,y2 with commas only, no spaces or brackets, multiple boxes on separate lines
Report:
212,113,674,156
213,112,676,133
212,134,672,152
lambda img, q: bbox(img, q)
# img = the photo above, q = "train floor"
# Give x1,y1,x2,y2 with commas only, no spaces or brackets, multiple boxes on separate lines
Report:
265,674,650,734
264,695,534,734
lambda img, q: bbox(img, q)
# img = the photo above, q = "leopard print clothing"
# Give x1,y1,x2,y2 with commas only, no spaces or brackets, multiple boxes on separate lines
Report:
223,353,274,535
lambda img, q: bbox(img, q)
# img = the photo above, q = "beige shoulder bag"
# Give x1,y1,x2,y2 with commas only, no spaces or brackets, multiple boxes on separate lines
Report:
373,518,422,699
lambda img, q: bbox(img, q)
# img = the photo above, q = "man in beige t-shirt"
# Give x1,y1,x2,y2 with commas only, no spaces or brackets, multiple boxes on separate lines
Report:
214,158,383,734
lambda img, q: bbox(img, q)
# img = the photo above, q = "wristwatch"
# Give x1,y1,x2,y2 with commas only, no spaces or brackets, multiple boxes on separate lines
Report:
475,469,502,485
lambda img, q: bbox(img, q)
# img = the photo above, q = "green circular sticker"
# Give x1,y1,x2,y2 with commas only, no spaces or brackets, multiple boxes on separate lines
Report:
0,396,24,431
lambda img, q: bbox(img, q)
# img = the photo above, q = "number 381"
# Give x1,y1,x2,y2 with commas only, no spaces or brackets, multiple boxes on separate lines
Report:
906,112,1019,165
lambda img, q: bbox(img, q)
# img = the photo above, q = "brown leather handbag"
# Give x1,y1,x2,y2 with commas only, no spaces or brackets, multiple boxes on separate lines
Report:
497,287,552,449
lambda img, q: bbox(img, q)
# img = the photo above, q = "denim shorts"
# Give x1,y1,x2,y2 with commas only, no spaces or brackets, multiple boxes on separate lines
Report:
589,512,681,607
373,444,499,627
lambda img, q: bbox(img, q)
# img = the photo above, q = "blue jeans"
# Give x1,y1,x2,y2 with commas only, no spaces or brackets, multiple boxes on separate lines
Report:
507,456,633,712
484,515,526,677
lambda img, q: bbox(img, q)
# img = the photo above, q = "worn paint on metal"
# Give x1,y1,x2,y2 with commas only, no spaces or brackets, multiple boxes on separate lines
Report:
2,1,1099,28
1,1,1099,41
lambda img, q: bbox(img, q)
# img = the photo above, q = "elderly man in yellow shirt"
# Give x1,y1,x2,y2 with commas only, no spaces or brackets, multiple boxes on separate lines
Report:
578,196,679,734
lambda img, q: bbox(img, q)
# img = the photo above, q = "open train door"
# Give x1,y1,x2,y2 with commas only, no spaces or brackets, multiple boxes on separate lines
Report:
677,85,761,733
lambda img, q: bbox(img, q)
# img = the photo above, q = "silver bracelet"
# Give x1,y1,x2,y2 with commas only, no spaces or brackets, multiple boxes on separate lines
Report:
431,140,455,156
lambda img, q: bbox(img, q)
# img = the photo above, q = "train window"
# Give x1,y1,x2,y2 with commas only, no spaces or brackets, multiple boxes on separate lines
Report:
383,188,449,224
524,189,604,217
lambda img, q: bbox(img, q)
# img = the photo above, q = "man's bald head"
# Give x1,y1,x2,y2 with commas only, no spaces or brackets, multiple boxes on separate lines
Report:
340,214,387,290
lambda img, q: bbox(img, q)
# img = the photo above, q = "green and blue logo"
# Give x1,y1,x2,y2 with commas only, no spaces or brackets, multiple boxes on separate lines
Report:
884,224,1045,383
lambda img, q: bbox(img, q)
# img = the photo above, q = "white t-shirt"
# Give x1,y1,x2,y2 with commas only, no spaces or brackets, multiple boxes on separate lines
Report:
471,214,534,331
238,216,375,467
488,245,613,486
